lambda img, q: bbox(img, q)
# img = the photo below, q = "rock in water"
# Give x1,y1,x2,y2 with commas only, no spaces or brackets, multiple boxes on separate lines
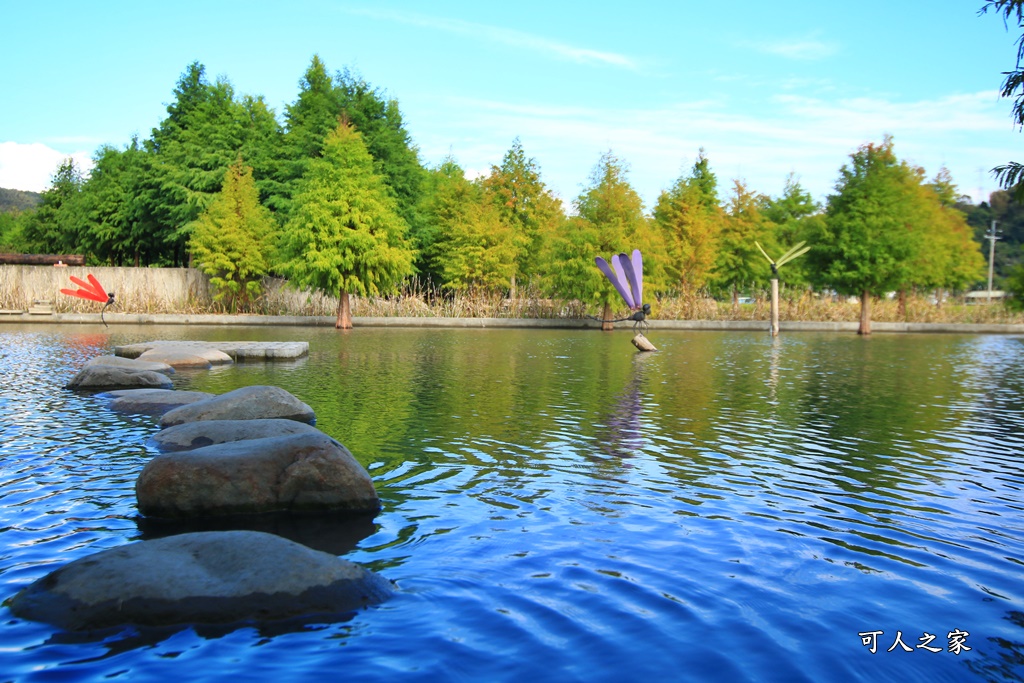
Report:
136,431,380,517
101,389,216,416
85,355,175,374
8,530,394,630
137,344,233,369
150,418,323,452
65,365,173,390
160,385,315,427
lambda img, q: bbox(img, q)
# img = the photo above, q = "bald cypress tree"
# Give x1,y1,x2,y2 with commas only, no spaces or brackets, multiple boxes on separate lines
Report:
278,122,415,329
421,157,517,292
189,158,276,312
653,149,725,293
480,138,564,290
546,151,655,328
808,137,924,334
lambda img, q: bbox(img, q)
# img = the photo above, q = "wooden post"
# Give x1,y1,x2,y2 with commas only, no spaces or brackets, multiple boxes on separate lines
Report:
770,278,779,337
631,334,658,352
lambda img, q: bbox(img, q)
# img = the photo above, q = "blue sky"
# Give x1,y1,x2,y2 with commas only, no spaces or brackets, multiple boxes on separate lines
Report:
0,0,1019,210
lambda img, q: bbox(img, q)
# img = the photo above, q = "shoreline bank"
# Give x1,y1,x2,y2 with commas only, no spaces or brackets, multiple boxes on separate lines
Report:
2,312,1023,334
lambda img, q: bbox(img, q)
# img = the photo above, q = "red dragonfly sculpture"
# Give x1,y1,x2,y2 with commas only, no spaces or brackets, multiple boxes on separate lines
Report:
60,274,116,326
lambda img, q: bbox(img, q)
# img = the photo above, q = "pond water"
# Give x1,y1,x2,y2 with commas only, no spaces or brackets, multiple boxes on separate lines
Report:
1,324,1023,682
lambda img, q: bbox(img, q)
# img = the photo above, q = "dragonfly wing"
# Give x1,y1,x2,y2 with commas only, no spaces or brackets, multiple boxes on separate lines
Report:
595,256,635,308
611,255,637,309
618,252,642,309
616,254,639,310
86,274,108,299
61,287,105,302
62,274,108,302
630,249,643,306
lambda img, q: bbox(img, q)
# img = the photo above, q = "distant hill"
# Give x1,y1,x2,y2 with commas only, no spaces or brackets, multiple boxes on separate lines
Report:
0,187,42,213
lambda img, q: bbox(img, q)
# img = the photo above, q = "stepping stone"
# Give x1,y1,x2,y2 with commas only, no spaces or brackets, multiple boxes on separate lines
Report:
150,418,323,452
159,385,315,428
8,530,394,630
136,431,380,517
101,389,215,416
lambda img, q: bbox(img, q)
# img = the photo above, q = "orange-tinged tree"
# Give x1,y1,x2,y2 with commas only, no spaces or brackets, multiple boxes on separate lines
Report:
653,150,724,293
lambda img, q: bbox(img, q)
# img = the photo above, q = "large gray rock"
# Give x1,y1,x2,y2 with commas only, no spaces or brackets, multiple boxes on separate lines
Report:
136,432,380,517
136,344,233,370
116,340,308,361
8,530,394,630
85,355,175,375
102,389,216,416
66,365,173,390
150,418,323,452
160,385,315,428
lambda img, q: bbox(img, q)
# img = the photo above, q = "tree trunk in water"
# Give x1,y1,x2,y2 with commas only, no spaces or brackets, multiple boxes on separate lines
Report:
770,278,780,337
336,290,352,329
601,302,614,331
858,290,872,335
897,289,907,320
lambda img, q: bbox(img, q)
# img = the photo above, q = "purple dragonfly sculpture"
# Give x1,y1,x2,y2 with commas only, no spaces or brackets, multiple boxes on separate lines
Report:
592,249,652,334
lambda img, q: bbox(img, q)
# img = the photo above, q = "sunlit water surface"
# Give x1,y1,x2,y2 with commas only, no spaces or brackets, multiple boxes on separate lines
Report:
1,324,1022,683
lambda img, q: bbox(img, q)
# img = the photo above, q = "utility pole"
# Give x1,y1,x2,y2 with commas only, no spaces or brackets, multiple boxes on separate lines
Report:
987,220,1000,304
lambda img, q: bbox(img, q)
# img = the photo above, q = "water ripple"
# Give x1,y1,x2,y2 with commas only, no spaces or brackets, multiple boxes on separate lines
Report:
1,328,1023,681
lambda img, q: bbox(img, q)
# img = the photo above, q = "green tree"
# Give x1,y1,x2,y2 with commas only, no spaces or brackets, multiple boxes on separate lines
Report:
75,139,162,266
759,174,819,289
189,159,277,311
980,0,1024,195
144,62,280,265
546,151,654,327
714,180,774,304
21,158,85,254
807,137,924,334
336,68,426,229
653,149,724,292
918,169,986,296
1005,260,1024,308
480,138,564,291
278,122,415,329
278,55,340,216
420,158,517,292
0,210,29,252
237,94,287,210
987,190,1024,278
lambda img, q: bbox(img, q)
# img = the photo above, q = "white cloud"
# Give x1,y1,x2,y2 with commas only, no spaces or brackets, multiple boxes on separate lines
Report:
758,39,838,60
347,7,639,70
410,89,1014,207
0,142,94,193
741,32,839,60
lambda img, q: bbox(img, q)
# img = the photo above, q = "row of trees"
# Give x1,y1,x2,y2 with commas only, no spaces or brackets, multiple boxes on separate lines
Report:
0,57,999,331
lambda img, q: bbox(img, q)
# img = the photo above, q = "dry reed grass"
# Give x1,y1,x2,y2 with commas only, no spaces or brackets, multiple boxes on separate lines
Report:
3,265,1021,324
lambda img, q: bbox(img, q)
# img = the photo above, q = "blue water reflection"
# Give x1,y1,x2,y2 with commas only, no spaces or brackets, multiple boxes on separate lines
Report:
0,324,1022,682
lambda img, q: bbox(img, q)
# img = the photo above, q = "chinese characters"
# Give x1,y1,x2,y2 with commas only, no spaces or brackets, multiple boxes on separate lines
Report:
858,629,971,655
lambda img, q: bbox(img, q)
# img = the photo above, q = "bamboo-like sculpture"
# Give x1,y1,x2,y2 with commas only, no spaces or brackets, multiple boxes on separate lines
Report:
755,241,810,337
